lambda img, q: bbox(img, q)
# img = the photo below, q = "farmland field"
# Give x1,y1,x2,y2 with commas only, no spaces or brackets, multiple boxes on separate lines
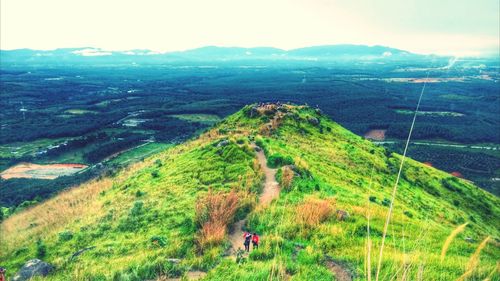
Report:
1,57,499,211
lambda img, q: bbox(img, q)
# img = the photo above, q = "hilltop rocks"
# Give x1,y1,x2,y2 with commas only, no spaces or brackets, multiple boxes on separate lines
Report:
13,259,54,281
247,106,260,118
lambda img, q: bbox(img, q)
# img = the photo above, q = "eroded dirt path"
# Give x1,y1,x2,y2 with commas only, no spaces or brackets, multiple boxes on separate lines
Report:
326,259,353,281
226,143,352,281
227,144,279,255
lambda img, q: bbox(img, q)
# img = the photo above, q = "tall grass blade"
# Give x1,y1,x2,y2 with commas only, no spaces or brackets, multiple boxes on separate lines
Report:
440,223,468,262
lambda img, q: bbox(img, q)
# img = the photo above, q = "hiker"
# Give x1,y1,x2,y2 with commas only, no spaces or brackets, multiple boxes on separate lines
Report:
252,233,259,250
0,267,6,281
243,231,252,252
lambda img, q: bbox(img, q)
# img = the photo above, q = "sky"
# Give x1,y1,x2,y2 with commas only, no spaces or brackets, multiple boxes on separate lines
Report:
1,0,499,56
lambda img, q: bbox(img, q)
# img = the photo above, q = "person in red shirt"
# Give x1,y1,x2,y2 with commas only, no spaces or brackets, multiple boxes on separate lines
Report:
252,233,259,250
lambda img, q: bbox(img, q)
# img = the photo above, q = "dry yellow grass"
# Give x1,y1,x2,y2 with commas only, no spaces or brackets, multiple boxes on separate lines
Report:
455,236,491,281
0,178,112,253
280,166,295,190
440,222,469,262
195,190,239,248
296,198,335,227
0,149,164,256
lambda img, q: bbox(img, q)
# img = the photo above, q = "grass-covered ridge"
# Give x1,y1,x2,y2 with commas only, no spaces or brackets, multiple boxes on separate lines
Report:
1,103,499,280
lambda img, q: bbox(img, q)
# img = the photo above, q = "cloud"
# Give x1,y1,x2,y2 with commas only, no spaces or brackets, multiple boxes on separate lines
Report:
72,48,112,56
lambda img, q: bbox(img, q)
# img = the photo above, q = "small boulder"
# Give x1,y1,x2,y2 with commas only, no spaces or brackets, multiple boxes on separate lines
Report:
308,117,320,126
336,210,350,221
13,259,54,281
465,237,475,243
166,258,181,264
217,140,230,147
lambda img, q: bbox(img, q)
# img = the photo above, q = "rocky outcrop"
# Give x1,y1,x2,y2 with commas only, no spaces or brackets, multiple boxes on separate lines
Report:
336,210,350,221
13,259,54,281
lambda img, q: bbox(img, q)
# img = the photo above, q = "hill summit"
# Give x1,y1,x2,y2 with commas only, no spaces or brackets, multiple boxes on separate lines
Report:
1,103,498,280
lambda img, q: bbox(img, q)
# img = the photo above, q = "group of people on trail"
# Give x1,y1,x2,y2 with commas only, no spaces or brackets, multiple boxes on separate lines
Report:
243,231,259,252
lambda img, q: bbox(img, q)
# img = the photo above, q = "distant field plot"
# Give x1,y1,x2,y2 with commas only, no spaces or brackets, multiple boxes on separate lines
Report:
364,129,387,141
0,138,67,159
385,142,500,195
0,163,87,180
395,109,465,117
64,109,98,115
170,113,221,124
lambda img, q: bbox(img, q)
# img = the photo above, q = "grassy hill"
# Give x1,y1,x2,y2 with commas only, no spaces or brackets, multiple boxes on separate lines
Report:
1,104,498,280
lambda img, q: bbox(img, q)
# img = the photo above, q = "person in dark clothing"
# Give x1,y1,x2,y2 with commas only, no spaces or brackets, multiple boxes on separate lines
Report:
0,267,6,281
243,231,252,252
252,233,259,250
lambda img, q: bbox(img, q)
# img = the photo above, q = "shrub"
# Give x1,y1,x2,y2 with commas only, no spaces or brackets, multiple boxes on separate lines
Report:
130,201,144,216
58,230,74,242
151,170,160,178
249,247,274,261
281,166,295,191
195,190,239,248
267,153,294,168
296,198,335,227
381,198,391,207
150,235,168,248
403,210,413,218
36,239,47,258
135,190,146,197
369,196,377,203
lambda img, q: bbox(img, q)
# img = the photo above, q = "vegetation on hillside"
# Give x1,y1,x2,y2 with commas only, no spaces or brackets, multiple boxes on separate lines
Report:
0,104,498,280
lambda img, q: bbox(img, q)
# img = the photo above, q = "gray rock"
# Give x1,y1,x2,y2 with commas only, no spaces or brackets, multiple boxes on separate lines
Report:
13,259,54,281
308,117,320,126
217,140,230,147
336,210,350,221
247,106,260,117
465,237,475,243
166,258,181,264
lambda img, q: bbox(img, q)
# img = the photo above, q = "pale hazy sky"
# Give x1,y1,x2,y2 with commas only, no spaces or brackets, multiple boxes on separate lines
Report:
1,0,499,56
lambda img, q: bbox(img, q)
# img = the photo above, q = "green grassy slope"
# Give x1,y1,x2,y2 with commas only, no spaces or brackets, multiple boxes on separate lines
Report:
0,104,498,280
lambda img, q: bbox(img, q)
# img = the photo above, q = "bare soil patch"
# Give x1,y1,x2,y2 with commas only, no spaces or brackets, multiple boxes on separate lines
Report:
364,129,387,141
0,162,87,180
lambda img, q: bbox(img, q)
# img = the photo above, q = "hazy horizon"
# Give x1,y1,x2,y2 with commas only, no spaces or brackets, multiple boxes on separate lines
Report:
1,0,499,57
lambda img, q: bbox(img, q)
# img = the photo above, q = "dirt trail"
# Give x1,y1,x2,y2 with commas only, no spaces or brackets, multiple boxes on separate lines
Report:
227,144,279,255
326,259,353,281
226,142,352,281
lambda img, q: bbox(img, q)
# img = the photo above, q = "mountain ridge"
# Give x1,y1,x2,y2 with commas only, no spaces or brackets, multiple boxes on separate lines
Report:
0,44,434,65
0,103,498,280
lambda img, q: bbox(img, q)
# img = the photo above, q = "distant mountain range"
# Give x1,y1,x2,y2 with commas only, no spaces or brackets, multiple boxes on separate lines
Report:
0,44,435,65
